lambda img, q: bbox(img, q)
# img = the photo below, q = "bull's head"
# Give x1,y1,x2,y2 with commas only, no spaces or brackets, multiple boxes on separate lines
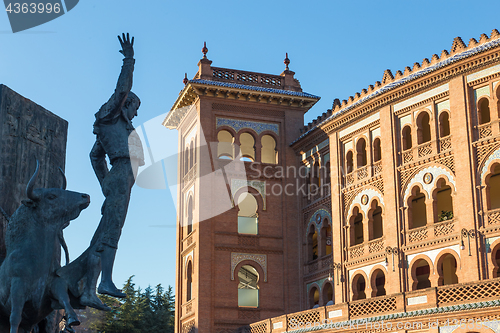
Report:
22,161,90,223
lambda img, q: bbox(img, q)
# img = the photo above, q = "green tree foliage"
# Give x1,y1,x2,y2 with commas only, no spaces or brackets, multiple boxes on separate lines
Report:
76,276,175,333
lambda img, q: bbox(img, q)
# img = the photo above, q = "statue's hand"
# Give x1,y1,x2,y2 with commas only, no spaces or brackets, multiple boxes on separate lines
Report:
118,33,134,59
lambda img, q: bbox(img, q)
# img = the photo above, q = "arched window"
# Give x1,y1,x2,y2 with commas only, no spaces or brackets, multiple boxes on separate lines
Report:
261,135,277,164
402,126,412,150
189,140,194,169
307,224,318,261
312,162,320,187
417,112,431,144
309,287,319,308
320,220,332,256
434,179,454,222
187,196,193,235
478,98,491,125
373,138,381,162
372,270,386,297
325,162,331,184
438,254,458,286
487,164,500,210
494,248,500,277
352,274,366,301
346,151,354,174
218,130,234,160
369,200,383,240
238,265,259,307
184,145,190,174
323,283,334,306
240,132,255,162
237,193,258,235
186,261,193,301
410,187,427,229
351,207,364,246
413,259,431,290
356,138,367,167
439,112,450,137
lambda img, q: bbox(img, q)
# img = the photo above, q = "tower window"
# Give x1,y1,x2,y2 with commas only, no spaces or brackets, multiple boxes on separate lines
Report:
238,265,259,307
237,193,258,235
218,130,234,160
261,135,278,164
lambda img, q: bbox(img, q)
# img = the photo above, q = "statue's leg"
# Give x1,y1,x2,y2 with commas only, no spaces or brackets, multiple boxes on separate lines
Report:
79,252,111,311
50,278,80,327
97,246,125,298
9,279,24,333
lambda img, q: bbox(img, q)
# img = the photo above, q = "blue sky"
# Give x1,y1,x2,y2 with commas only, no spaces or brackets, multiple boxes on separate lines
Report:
1,0,500,291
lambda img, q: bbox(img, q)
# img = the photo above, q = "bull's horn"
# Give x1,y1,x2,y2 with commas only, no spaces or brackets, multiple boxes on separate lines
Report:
26,160,40,201
59,167,67,190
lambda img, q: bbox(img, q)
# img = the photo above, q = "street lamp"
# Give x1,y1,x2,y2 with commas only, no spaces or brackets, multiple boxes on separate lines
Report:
461,228,476,256
328,262,343,285
385,247,399,272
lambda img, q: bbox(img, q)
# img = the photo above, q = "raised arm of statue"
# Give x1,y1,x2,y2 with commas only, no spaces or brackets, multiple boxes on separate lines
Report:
90,140,108,188
108,33,135,116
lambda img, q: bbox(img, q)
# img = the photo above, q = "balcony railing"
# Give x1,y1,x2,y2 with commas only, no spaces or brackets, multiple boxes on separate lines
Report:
212,67,284,88
407,219,456,243
478,122,493,139
246,278,500,332
348,237,385,260
485,208,500,226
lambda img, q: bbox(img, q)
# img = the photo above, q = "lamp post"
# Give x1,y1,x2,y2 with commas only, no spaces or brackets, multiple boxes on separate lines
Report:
385,247,399,272
328,262,343,285
461,228,476,256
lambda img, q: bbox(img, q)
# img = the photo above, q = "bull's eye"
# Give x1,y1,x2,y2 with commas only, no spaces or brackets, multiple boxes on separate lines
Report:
47,194,57,200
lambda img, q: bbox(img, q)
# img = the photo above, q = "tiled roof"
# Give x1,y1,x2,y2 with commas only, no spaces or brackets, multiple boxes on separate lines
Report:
290,36,500,146
189,79,320,99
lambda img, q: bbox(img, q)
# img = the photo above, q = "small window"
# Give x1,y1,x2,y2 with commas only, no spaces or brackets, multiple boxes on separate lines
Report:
238,265,259,307
352,274,366,300
261,135,277,164
351,208,364,245
417,112,431,144
402,126,412,150
414,259,431,290
373,270,386,297
323,283,333,305
438,254,458,286
479,98,491,125
435,179,453,222
218,130,234,160
373,138,381,162
410,187,427,229
488,164,500,210
186,261,193,301
439,112,450,137
237,193,258,235
356,138,367,167
346,151,354,174
309,287,320,308
370,201,383,240
240,132,255,162
187,196,193,235
307,224,318,261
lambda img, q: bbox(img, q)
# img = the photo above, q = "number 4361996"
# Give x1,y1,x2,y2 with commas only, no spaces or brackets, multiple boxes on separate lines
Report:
5,2,61,14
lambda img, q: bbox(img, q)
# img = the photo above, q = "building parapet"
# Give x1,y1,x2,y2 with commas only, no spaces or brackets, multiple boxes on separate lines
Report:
244,278,500,332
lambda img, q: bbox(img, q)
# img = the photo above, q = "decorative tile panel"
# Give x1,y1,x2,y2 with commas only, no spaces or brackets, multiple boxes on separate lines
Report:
231,252,267,282
217,117,279,135
305,208,332,236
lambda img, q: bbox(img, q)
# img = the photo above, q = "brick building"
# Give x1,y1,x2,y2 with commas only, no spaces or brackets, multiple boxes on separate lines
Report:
164,30,500,333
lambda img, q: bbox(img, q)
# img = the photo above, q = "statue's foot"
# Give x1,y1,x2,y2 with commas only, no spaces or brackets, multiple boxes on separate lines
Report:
80,293,112,311
98,282,126,298
67,314,80,327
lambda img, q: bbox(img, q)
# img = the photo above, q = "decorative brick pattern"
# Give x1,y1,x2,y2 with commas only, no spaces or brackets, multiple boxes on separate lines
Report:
287,311,320,328
182,320,196,333
479,123,493,139
402,150,414,164
408,227,428,243
434,220,455,237
249,321,268,333
239,235,259,246
357,166,368,180
350,297,397,317
373,161,383,176
346,173,355,186
217,117,279,135
487,209,500,225
437,279,500,304
369,238,385,253
418,143,433,158
239,310,260,320
439,136,452,152
349,244,365,259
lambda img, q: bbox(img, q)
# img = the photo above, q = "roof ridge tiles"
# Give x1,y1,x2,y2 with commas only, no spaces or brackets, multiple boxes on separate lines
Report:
290,30,500,146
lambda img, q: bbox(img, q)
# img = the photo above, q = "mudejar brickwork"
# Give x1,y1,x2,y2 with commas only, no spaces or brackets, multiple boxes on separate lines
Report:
164,30,500,333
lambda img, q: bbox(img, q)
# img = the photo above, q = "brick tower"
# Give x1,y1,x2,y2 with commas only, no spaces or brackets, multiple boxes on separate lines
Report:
163,46,320,333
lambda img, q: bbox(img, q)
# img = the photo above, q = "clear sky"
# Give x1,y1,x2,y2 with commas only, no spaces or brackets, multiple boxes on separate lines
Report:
1,0,500,291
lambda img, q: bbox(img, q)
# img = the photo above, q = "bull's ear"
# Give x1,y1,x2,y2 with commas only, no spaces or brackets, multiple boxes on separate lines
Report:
21,199,36,208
